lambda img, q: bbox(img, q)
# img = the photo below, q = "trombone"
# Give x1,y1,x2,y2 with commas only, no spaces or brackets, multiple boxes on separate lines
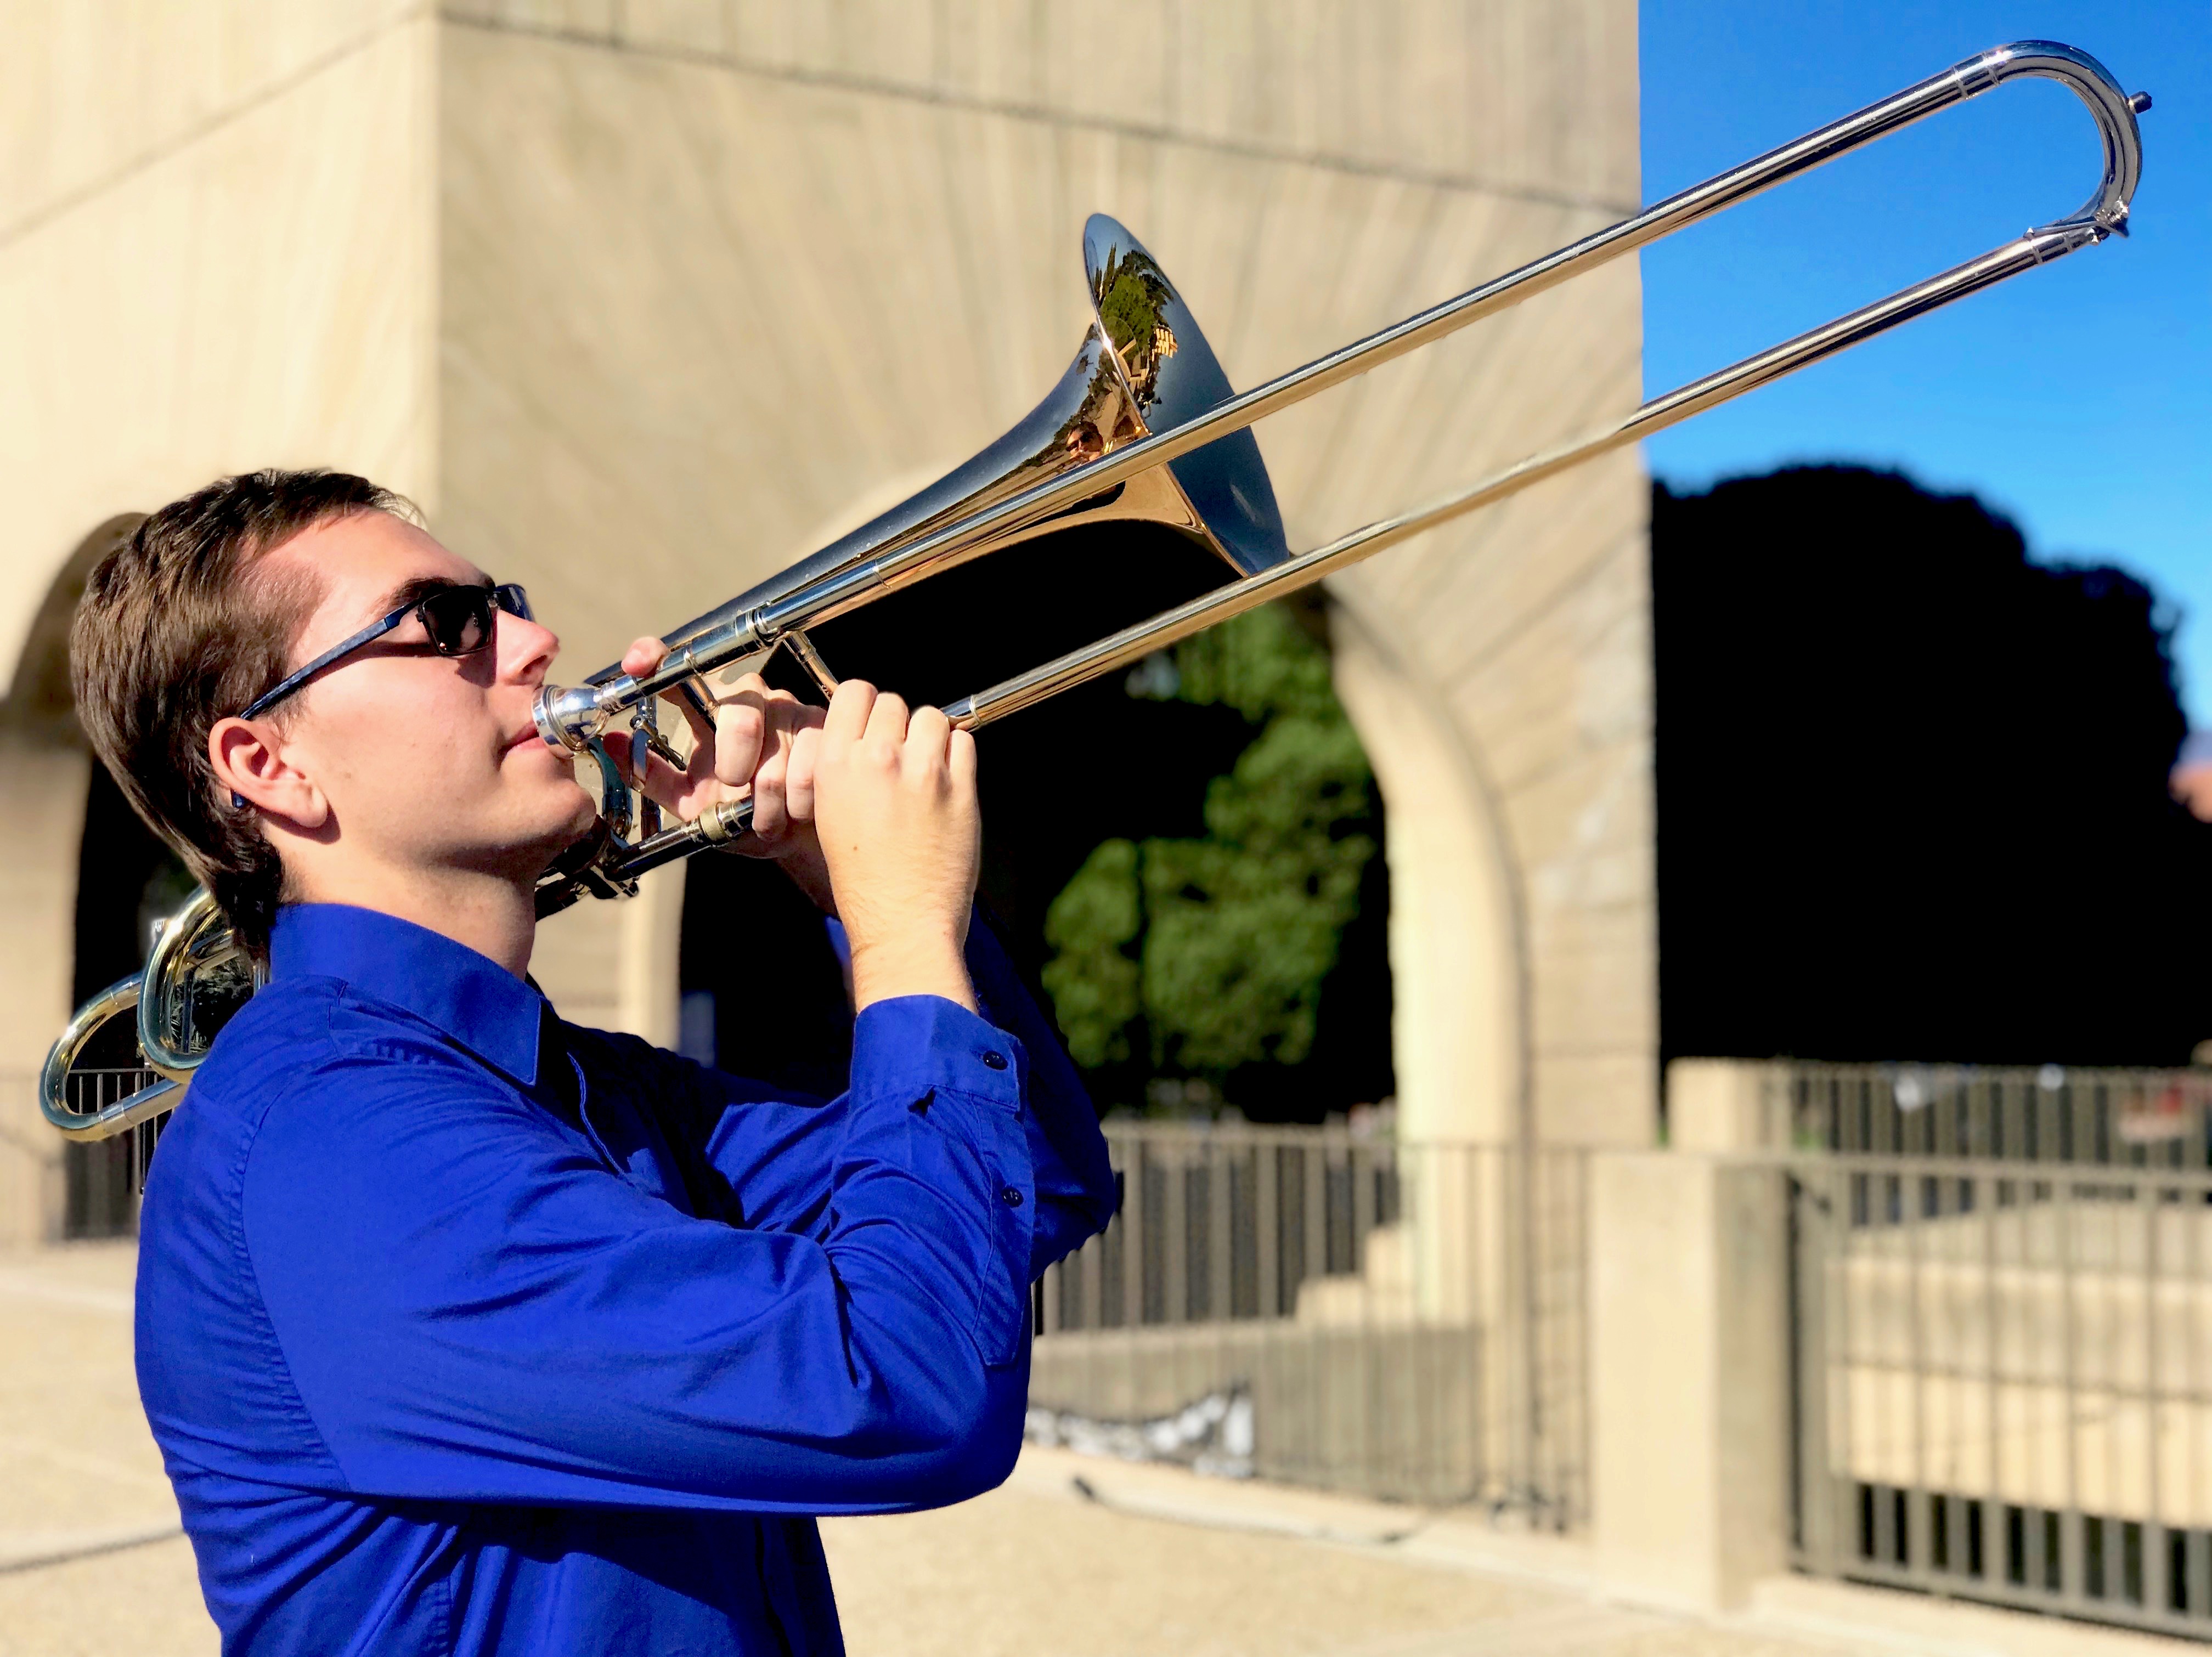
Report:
44,40,2148,1145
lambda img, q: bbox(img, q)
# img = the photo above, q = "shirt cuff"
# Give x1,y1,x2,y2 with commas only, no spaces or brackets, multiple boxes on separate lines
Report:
849,995,1027,1113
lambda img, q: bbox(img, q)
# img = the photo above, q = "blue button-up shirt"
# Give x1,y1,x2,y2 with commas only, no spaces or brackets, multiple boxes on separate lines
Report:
136,902,1114,1655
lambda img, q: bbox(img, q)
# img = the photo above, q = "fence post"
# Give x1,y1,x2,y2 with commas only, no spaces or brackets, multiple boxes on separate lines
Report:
1592,1148,1791,1610
1669,1058,1789,1151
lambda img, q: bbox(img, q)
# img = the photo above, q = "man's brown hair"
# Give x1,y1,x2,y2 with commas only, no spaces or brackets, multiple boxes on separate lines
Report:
71,470,411,952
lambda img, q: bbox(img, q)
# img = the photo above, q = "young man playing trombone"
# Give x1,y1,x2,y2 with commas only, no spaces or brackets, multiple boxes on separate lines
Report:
71,468,1115,1655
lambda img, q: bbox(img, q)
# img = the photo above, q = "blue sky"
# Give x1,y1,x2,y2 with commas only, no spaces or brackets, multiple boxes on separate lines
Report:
1640,2,2210,726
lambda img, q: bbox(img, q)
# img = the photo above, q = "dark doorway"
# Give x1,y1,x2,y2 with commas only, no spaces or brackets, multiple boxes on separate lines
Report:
66,761,191,1237
676,852,854,1099
674,596,1396,1125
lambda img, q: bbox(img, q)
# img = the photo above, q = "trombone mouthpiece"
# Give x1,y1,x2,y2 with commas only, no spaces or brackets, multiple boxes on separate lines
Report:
532,680,628,752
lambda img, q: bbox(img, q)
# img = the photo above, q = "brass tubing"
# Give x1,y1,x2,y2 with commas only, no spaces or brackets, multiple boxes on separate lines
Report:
546,41,2143,731
935,229,2080,736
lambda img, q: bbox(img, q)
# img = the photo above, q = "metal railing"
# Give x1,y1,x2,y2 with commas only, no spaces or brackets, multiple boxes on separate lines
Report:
56,1069,163,1240
20,1082,1597,1522
1028,1122,1590,1523
1791,1151,2212,1639
1774,1063,2212,1167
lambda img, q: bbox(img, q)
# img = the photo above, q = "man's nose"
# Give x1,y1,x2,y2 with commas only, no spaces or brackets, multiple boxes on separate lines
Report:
498,612,561,685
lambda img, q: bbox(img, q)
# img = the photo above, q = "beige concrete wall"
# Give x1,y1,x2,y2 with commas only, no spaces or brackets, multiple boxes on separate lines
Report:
0,745,92,1247
0,1,442,1238
0,1,442,687
1,0,1650,1221
531,861,685,1044
437,0,1654,1142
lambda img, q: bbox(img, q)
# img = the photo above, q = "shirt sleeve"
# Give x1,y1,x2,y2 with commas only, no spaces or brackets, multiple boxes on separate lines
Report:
242,995,1037,1515
677,910,1117,1276
959,914,1118,1270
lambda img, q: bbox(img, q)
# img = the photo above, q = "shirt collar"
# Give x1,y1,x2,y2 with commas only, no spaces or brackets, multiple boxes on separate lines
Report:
269,903,544,1086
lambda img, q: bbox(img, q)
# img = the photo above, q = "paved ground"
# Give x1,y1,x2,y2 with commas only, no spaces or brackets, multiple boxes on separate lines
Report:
2,1241,2196,1657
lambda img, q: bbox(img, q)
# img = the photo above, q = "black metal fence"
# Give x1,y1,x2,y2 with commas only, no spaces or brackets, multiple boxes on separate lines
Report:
53,1068,164,1240
1790,1150,2212,1639
1776,1062,2212,1167
1029,1121,1589,1522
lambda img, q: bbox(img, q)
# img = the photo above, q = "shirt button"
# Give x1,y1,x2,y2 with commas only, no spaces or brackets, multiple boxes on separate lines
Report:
979,1049,1008,1071
1000,1186,1024,1206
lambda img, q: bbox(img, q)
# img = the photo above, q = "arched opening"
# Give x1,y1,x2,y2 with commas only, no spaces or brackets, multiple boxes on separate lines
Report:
674,589,1400,1126
676,856,851,1096
66,762,191,1237
0,513,186,1243
989,591,1396,1124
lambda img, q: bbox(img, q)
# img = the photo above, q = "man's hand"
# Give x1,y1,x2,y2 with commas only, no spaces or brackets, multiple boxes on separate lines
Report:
789,681,980,1014
614,638,834,913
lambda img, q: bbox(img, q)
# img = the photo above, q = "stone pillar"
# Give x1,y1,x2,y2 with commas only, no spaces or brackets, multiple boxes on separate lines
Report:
1329,599,1520,1150
1667,1057,1790,1152
0,742,90,1248
1591,1149,1790,1611
1329,600,1519,1442
614,863,685,1050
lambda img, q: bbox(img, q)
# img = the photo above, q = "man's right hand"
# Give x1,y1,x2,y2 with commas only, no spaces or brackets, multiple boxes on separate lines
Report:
790,681,980,1014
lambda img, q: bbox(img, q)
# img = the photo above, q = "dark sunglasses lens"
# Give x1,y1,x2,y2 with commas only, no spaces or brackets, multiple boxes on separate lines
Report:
494,584,532,623
420,587,496,655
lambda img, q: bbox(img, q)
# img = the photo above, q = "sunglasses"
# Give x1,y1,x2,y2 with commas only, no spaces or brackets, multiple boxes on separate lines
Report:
238,582,532,721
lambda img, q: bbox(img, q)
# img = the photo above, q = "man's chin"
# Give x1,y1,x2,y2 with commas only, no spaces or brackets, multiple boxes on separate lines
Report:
471,785,607,890
543,790,615,870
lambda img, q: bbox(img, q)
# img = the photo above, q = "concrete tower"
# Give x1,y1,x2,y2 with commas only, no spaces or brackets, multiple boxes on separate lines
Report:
1,2,1650,1242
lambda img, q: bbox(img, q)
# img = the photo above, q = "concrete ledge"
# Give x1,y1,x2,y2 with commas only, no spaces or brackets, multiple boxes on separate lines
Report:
1029,1319,1485,1503
1008,1446,2212,1655
1749,1573,2210,1657
1003,1443,1449,1548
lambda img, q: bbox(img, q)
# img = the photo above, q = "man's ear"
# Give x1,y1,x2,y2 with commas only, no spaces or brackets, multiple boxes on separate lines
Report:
210,716,329,830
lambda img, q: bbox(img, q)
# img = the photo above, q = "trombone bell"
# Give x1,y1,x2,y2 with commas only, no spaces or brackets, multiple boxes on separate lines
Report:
642,216,1290,712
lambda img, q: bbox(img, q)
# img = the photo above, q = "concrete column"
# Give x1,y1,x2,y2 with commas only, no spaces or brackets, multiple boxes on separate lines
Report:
1328,598,1521,1150
614,862,685,1050
1667,1058,1789,1152
0,742,90,1248
1592,1149,1790,1611
1329,595,1520,1476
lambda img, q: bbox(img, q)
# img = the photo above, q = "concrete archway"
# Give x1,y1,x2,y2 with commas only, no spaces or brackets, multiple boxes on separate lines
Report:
0,515,141,1245
1328,594,1526,1149
442,7,1656,1144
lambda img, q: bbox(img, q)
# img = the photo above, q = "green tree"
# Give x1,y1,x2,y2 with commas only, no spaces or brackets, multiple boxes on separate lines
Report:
1040,602,1376,1096
1040,838,1142,1067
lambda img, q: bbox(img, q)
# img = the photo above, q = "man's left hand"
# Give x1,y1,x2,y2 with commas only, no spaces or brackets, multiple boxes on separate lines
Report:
613,638,835,913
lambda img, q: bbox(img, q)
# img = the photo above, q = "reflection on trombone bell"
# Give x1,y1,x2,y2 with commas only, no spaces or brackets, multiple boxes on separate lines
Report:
43,39,2151,1145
